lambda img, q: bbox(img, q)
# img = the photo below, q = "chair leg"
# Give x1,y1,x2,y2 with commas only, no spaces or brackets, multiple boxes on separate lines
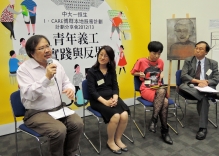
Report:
167,107,178,135
167,123,178,135
122,115,134,143
78,144,81,156
15,128,18,156
132,99,146,138
175,94,184,128
83,116,102,154
33,137,43,156
184,99,187,127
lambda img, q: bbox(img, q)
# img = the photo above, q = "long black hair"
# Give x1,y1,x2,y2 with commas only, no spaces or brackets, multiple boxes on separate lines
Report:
93,45,116,72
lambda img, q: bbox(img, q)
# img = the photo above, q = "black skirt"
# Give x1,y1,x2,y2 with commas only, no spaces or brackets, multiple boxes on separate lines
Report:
90,96,130,123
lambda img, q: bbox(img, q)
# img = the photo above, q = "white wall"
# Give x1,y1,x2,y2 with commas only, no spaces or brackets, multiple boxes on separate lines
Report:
151,0,219,87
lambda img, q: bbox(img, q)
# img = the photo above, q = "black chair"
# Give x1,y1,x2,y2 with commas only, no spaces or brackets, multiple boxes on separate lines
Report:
10,90,81,156
175,70,218,128
133,76,178,138
10,90,45,156
82,79,134,154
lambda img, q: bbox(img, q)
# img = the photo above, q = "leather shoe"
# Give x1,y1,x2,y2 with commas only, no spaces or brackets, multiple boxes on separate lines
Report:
116,144,128,152
196,128,207,140
106,143,122,154
161,133,173,145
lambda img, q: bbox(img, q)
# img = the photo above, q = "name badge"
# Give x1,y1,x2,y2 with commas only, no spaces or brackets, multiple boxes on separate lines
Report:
206,69,212,76
97,79,104,86
144,80,151,85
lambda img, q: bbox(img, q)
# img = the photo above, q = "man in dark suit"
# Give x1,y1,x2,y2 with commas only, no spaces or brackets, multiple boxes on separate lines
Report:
179,41,219,140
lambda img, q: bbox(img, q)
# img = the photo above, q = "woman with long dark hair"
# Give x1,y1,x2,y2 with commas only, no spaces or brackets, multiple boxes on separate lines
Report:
87,45,130,154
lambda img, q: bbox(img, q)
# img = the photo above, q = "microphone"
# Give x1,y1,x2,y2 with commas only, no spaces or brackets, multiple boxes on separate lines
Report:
189,84,194,88
47,58,53,65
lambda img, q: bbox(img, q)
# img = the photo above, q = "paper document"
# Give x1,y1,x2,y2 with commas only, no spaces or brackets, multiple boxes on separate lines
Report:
150,85,168,89
48,107,75,119
194,86,219,93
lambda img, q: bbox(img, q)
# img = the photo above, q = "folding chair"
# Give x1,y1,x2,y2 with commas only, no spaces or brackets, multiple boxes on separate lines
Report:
10,90,45,156
10,90,81,156
175,70,218,128
133,76,178,138
82,79,134,154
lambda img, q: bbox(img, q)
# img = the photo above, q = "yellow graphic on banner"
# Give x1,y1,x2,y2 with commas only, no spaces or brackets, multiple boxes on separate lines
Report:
0,0,150,127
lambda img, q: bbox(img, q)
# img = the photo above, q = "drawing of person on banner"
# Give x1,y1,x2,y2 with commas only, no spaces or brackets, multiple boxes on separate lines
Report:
72,64,84,95
20,0,37,35
0,0,21,40
110,11,123,40
117,45,127,74
19,38,28,59
169,19,196,60
9,50,22,74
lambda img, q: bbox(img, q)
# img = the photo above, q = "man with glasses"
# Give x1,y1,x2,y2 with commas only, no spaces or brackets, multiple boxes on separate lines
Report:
17,35,83,156
179,41,219,140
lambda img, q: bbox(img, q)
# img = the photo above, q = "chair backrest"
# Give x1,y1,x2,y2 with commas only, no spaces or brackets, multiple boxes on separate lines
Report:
134,76,141,91
82,79,90,100
175,70,182,87
10,90,26,117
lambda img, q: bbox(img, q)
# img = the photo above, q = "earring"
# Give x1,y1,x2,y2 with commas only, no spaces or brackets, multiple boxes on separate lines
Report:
108,61,111,65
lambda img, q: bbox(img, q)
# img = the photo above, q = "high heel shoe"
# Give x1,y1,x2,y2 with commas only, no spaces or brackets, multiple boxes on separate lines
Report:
106,143,122,154
148,117,157,133
161,127,173,145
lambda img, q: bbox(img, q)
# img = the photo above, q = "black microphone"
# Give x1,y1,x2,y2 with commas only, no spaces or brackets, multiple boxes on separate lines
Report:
47,58,53,65
189,84,194,88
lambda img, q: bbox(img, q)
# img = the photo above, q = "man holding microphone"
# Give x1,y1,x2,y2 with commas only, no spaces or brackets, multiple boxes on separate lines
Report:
17,35,83,156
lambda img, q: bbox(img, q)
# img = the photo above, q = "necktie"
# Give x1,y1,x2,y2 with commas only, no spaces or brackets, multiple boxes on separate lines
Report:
195,61,201,80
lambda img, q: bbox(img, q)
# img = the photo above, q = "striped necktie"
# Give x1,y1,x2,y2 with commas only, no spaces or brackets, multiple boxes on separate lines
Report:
195,61,201,80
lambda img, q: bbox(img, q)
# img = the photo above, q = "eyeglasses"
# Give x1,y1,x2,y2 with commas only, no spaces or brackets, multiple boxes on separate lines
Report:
195,47,205,51
99,53,109,58
36,45,52,52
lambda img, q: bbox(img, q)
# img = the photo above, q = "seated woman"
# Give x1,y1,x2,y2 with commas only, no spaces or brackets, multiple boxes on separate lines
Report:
87,45,130,154
131,41,173,145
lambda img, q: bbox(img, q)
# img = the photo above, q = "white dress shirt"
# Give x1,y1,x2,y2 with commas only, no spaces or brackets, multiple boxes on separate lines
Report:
17,58,75,110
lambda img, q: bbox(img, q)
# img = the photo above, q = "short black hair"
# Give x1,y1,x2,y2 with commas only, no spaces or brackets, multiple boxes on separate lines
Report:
195,41,210,52
10,50,15,56
20,38,25,43
148,41,163,53
120,45,124,50
25,35,50,58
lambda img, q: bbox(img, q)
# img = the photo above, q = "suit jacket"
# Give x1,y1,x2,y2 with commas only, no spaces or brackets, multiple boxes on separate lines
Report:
179,56,219,100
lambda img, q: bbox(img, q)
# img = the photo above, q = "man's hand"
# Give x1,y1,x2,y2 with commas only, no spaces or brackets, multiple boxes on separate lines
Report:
198,80,208,87
62,88,75,100
46,63,57,80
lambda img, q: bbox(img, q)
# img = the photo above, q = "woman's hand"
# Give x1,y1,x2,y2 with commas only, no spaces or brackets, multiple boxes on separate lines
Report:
139,72,145,78
104,98,114,107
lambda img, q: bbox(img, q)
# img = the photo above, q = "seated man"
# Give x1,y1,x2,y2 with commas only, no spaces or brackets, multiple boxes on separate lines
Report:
179,41,219,140
17,35,83,156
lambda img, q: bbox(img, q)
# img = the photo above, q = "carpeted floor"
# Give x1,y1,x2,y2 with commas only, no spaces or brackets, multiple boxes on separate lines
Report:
0,88,218,156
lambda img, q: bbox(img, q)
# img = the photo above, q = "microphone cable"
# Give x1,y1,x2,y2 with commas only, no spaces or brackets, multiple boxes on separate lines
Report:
54,76,68,127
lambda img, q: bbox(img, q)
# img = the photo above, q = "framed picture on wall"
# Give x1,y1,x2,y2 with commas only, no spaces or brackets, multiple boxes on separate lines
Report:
167,18,196,60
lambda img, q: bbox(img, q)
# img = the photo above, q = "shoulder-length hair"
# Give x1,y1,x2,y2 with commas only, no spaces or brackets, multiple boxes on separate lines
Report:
93,45,116,72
